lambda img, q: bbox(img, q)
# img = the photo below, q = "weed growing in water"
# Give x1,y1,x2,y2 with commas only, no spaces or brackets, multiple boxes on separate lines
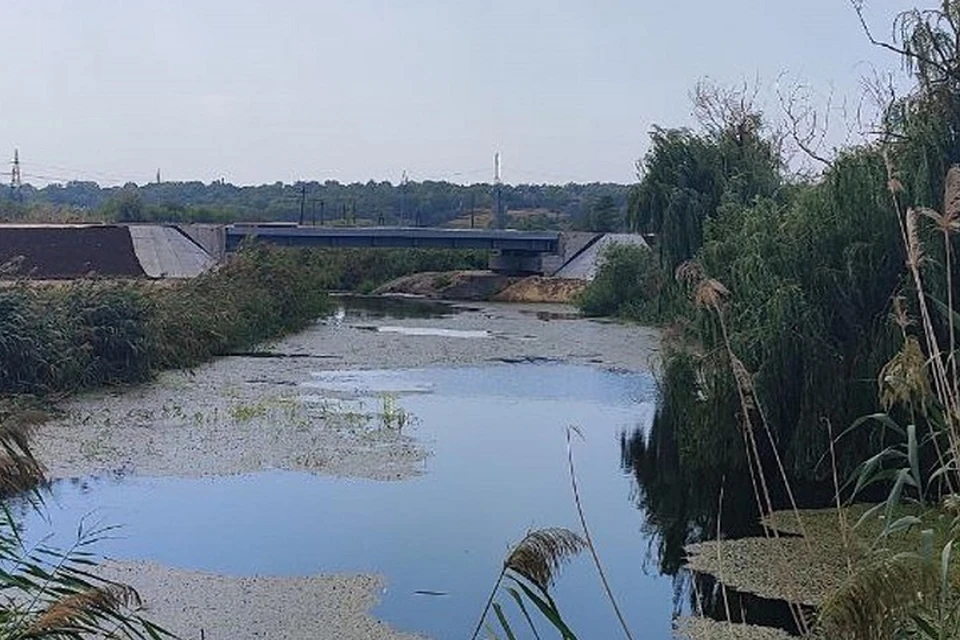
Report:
378,393,414,431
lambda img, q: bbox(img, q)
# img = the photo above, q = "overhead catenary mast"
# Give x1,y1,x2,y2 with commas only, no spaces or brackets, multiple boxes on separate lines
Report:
494,152,504,229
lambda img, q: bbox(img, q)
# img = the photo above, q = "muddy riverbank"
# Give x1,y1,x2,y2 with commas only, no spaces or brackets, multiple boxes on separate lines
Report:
30,299,660,640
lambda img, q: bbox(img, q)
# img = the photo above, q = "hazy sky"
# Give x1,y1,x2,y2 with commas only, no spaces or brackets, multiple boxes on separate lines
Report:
0,1,904,186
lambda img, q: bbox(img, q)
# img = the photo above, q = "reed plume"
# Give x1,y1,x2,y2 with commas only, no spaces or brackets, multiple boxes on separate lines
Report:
504,528,587,593
27,584,141,635
470,527,585,640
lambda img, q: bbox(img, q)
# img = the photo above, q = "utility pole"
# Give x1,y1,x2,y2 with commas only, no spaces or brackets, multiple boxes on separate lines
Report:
399,170,408,227
470,192,476,229
9,149,22,203
494,152,504,229
319,199,325,226
298,183,306,225
156,169,161,184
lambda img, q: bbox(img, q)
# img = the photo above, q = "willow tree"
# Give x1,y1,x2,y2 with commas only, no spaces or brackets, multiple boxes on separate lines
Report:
625,88,782,272
856,0,960,204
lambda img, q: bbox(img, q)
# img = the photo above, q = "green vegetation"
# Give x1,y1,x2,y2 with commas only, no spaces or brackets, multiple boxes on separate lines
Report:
614,1,960,638
1,178,629,230
578,244,664,320
0,244,486,394
591,11,956,487
312,247,487,293
578,195,624,232
0,509,172,639
472,528,587,640
0,245,331,394
0,406,171,638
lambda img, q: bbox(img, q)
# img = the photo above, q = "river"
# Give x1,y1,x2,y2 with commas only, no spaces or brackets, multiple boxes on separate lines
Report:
23,296,776,639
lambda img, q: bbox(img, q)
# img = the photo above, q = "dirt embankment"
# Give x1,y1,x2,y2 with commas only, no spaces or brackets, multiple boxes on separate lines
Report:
374,270,585,304
492,277,585,303
0,226,145,278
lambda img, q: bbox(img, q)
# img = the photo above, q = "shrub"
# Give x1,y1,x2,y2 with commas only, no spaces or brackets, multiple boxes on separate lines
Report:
578,244,663,321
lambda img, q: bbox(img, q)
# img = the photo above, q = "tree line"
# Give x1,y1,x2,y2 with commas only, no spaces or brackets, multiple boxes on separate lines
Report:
1,177,630,231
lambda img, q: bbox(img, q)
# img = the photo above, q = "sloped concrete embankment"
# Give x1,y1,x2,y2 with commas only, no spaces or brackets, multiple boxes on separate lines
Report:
0,224,216,279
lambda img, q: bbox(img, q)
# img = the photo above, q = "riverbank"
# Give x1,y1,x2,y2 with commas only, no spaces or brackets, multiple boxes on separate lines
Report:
31,299,660,639
373,270,587,303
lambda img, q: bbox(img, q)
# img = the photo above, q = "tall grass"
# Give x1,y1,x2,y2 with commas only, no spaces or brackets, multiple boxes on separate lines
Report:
147,244,333,369
0,244,487,394
0,245,334,394
620,3,960,635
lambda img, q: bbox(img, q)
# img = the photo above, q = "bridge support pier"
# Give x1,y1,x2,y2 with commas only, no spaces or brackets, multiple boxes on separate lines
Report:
488,250,546,275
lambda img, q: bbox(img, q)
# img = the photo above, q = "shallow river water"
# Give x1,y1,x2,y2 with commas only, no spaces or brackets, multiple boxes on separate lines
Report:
22,296,719,639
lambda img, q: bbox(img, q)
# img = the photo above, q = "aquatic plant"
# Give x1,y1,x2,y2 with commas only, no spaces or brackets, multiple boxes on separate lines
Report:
816,3,960,627
818,158,960,638
147,244,334,370
471,527,586,640
378,394,413,431
0,243,486,399
0,514,174,640
474,429,638,640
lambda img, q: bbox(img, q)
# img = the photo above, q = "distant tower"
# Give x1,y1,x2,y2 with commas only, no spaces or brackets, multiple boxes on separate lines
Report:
400,170,409,226
9,149,22,202
156,168,161,184
493,152,504,229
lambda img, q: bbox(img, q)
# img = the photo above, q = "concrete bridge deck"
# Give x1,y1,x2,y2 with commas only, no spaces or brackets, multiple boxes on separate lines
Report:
224,225,562,274
224,225,560,253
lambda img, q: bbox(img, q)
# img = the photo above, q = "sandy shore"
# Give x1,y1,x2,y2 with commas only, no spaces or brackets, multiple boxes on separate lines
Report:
30,301,658,640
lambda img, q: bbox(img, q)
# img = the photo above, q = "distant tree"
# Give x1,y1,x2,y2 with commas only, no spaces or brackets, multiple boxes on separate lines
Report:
106,185,145,222
21,179,630,228
590,195,622,232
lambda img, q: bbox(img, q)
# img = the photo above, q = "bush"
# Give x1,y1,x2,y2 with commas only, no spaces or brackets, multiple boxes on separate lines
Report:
578,244,663,321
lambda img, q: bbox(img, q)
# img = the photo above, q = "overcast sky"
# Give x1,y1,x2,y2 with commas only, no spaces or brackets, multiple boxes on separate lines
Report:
0,1,905,186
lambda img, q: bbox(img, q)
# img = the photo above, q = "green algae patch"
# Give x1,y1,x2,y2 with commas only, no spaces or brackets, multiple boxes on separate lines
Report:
684,535,848,607
687,504,960,611
685,506,875,607
674,617,798,640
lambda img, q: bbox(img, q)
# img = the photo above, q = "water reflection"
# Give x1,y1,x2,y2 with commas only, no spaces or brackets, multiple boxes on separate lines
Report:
620,407,834,635
330,294,462,320
693,572,814,635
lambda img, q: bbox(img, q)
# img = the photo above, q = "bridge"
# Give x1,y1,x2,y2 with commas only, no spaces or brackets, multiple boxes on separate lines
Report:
224,225,562,274
0,223,643,279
